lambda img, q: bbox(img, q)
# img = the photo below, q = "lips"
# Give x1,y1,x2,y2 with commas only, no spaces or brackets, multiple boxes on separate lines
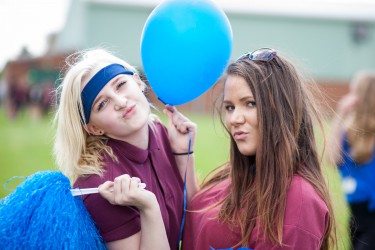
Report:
123,104,136,119
233,130,249,140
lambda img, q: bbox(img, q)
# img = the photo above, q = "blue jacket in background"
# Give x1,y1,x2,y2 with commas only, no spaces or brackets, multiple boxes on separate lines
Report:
338,133,375,211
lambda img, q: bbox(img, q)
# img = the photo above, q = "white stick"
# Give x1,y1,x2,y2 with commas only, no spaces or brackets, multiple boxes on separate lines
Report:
70,183,147,196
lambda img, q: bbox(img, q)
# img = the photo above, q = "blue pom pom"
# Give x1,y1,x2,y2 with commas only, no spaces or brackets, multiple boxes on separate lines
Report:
0,171,106,249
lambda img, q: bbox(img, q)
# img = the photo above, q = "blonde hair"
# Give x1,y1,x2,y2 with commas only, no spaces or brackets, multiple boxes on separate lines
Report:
346,71,375,164
54,48,155,183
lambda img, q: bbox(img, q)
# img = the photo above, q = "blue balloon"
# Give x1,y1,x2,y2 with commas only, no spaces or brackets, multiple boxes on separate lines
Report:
141,0,232,105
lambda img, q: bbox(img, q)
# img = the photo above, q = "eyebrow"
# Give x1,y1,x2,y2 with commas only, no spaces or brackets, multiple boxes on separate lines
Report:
223,95,254,103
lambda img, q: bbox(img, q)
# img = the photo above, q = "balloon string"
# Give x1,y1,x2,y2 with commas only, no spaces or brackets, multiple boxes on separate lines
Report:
177,130,192,249
157,97,167,105
3,176,27,191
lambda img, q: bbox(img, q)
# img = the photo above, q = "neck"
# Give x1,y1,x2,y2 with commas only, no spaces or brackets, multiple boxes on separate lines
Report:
126,124,149,149
110,123,149,150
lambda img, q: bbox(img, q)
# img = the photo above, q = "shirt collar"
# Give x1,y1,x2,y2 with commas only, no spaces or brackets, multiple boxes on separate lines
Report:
107,124,160,164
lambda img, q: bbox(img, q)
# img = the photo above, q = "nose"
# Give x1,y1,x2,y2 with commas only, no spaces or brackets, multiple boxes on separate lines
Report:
230,108,245,125
113,94,127,110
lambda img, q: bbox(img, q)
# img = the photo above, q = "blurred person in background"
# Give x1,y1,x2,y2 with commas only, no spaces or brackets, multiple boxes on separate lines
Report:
28,83,43,119
328,71,375,250
5,78,29,120
28,80,56,119
40,81,55,115
183,48,336,250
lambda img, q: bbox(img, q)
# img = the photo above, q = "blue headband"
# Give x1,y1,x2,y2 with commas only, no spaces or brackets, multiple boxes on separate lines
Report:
80,63,134,123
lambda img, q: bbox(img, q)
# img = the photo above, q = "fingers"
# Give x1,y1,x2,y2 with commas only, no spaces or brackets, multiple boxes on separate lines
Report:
164,105,196,134
99,174,144,205
99,180,114,192
165,104,176,114
164,108,174,128
174,121,196,135
98,181,115,204
119,174,130,196
130,177,141,190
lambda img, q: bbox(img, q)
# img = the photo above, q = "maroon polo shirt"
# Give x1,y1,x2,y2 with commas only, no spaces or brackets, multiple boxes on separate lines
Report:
74,123,183,249
183,175,329,250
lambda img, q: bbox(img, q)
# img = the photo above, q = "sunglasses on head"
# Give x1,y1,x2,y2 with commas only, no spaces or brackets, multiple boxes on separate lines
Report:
237,48,277,62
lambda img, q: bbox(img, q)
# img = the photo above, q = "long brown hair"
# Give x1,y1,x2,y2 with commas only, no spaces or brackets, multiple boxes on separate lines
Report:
202,53,336,249
346,71,375,164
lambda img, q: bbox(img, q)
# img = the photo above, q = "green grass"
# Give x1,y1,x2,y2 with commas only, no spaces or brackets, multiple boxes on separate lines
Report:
0,108,57,196
0,107,349,249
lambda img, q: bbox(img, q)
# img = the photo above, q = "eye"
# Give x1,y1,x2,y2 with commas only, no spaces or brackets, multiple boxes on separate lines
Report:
247,101,256,107
97,99,108,111
116,81,126,90
225,105,234,111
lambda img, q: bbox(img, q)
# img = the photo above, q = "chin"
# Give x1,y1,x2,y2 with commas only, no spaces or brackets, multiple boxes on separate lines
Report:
238,148,256,156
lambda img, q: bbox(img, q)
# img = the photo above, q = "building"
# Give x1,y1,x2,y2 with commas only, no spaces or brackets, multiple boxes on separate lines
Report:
2,42,69,118
5,0,375,114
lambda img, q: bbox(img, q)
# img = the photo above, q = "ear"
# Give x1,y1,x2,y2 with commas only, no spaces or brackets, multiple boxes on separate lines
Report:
84,123,104,136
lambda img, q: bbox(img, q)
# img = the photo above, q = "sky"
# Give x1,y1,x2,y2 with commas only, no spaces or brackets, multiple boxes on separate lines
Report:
0,0,374,71
0,0,70,70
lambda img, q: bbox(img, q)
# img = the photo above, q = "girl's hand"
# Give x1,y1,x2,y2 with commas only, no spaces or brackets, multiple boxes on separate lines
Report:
99,174,156,210
163,105,197,154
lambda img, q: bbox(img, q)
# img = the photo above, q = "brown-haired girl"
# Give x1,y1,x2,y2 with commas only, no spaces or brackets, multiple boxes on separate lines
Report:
183,48,336,250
